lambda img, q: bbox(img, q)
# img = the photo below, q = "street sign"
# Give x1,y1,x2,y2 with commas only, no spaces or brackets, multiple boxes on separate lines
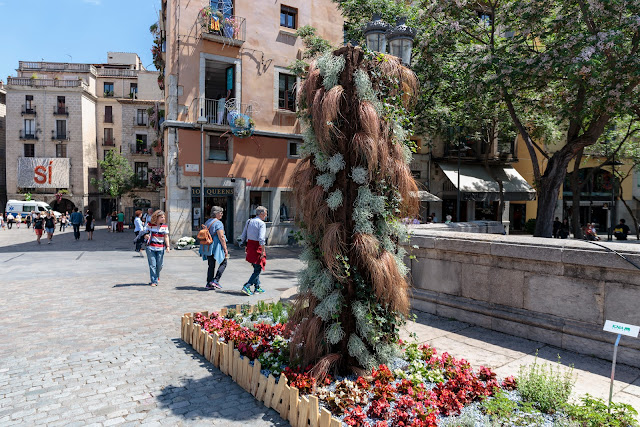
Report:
185,164,199,172
603,320,640,338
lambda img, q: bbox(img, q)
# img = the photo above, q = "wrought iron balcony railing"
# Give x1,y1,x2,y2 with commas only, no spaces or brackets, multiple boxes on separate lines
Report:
201,15,246,45
102,137,116,146
20,130,37,140
129,143,151,155
52,131,70,141
21,105,36,115
188,97,254,126
53,106,69,115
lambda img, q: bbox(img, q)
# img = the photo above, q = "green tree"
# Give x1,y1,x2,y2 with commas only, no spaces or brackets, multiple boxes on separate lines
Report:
334,0,640,237
91,150,134,210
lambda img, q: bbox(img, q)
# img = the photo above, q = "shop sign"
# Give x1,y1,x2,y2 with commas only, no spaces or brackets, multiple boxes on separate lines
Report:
18,158,70,188
191,187,234,197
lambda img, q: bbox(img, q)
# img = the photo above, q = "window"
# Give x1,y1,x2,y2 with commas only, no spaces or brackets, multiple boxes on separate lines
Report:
249,191,270,219
136,134,148,153
278,73,296,111
211,0,233,17
137,109,147,126
104,106,113,123
56,96,66,114
25,95,33,109
24,119,35,135
129,83,138,98
55,120,66,139
104,82,114,97
288,141,300,158
279,191,295,221
104,128,114,145
56,144,67,158
24,144,35,157
104,150,112,160
135,162,148,186
478,11,492,26
208,135,229,161
280,5,297,29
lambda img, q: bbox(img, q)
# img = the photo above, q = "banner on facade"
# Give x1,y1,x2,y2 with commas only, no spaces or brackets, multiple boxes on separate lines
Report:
18,158,70,188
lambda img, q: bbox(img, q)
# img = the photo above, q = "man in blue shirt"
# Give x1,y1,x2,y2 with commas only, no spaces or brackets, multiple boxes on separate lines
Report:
240,206,268,295
69,207,84,240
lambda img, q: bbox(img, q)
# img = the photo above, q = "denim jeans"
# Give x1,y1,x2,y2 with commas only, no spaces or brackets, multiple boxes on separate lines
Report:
247,263,262,288
72,224,81,240
146,248,165,284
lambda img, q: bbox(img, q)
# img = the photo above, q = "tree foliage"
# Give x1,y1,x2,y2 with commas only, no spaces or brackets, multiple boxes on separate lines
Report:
334,0,640,236
92,150,134,200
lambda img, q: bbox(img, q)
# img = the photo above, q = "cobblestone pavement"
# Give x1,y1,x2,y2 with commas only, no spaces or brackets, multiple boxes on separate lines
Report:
0,225,302,426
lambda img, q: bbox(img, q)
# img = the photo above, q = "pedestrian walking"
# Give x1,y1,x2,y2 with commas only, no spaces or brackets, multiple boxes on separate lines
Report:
133,210,144,254
239,206,268,296
85,210,95,240
44,212,55,244
15,214,21,229
143,208,153,226
6,213,14,229
70,207,83,240
199,206,229,290
0,214,3,230
117,211,125,232
144,210,170,287
59,213,67,231
33,213,44,244
25,214,32,228
110,211,118,233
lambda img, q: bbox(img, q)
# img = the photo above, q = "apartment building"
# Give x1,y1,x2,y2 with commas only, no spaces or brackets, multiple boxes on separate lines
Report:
4,53,163,219
0,81,6,210
161,0,344,243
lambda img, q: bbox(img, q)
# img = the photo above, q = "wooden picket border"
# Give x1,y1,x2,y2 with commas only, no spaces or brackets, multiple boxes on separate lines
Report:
180,307,343,427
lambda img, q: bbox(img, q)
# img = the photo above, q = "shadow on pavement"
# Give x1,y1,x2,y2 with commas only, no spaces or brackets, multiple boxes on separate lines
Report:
113,283,152,288
161,339,289,425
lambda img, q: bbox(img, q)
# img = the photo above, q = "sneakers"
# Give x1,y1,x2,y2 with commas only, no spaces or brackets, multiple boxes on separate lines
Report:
241,284,253,296
253,287,265,294
205,280,222,290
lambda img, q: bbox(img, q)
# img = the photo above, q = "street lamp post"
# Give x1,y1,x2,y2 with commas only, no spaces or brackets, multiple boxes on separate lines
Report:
196,101,208,228
363,15,416,66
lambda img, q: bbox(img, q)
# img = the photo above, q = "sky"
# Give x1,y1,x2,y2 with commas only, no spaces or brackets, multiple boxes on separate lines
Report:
0,0,161,81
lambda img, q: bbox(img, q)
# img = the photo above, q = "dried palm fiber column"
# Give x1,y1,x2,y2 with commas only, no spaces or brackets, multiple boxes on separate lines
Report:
288,45,419,375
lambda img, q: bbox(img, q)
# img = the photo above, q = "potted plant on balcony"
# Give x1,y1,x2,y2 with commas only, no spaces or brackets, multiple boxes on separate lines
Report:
223,16,237,38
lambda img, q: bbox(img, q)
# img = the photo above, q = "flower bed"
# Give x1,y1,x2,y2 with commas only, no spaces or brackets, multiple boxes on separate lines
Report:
181,306,639,427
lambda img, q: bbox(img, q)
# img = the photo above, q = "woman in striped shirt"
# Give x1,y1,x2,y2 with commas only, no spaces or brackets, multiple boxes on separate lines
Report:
144,210,170,287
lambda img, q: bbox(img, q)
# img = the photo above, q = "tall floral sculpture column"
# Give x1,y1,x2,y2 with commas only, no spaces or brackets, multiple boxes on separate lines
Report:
289,45,419,375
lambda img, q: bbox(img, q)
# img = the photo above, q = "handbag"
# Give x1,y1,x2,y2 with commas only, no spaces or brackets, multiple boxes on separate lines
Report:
197,223,213,245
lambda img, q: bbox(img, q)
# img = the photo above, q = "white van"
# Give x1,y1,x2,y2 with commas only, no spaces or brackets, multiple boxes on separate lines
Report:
5,200,62,221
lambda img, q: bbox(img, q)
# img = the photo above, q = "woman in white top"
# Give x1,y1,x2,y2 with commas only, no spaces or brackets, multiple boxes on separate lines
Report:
133,209,144,253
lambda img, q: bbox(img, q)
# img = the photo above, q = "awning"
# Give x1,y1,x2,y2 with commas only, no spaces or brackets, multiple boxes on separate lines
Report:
438,163,536,202
417,191,442,202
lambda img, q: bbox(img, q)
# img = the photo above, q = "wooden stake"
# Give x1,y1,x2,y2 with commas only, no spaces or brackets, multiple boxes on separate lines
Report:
271,373,287,411
279,383,291,419
263,374,276,407
250,359,261,396
256,374,268,401
288,386,299,425
220,307,227,317
319,408,331,427
204,333,212,360
308,395,319,427
298,396,309,427
329,418,341,427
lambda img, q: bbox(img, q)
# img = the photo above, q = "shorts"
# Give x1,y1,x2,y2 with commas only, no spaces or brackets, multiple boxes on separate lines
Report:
45,227,55,234
35,229,43,236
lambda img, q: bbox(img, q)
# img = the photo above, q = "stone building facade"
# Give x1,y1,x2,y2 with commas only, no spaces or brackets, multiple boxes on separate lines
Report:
161,0,344,243
4,54,163,219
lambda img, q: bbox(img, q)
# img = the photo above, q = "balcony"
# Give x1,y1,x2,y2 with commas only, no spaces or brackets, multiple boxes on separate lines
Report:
201,15,246,46
96,68,139,78
19,61,96,74
21,105,37,116
8,77,89,90
129,143,151,155
102,137,116,147
19,131,38,140
188,97,254,126
132,177,150,188
53,106,69,116
52,130,70,141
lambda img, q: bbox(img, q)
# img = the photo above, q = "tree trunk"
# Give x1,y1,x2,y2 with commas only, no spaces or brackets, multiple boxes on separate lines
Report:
570,149,584,239
533,157,570,237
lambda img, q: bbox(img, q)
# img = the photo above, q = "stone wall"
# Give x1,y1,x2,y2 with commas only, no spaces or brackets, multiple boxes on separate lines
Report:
405,229,640,367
